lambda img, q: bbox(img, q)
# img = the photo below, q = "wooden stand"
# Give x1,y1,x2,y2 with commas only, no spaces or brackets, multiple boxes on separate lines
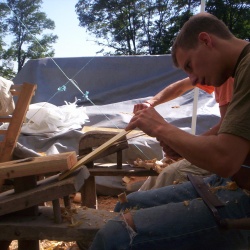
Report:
0,152,90,250
0,165,116,249
78,130,158,209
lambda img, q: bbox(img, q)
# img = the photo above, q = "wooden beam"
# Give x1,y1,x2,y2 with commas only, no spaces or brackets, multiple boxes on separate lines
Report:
86,164,158,176
0,83,37,163
0,152,77,179
0,206,117,241
82,126,148,137
0,167,88,216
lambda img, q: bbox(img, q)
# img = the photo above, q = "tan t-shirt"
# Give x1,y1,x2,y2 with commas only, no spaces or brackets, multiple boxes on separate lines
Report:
218,44,250,141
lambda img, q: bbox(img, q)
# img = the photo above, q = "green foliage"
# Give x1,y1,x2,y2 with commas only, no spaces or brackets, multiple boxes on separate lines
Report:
0,0,58,78
75,0,199,55
75,0,250,55
205,0,250,40
0,2,14,78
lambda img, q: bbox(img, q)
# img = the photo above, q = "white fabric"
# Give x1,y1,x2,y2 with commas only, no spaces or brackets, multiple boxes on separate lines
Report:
21,101,89,134
139,159,211,191
0,76,14,116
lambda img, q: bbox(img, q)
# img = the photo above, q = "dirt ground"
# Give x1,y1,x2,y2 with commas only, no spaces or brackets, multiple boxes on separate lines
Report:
9,195,118,250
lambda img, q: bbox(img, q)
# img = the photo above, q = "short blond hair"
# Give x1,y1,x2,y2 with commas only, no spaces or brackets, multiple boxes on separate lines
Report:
172,13,234,67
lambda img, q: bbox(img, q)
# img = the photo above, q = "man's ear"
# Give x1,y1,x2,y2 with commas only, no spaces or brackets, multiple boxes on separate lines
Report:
198,32,212,47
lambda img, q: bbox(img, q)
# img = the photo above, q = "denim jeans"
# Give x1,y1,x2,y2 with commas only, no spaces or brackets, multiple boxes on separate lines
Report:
87,175,250,250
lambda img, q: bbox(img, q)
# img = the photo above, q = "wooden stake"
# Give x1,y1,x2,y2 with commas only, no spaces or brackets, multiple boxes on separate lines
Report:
58,130,131,180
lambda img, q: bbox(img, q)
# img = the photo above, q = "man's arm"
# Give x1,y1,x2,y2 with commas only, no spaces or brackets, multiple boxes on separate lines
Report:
133,77,193,113
202,104,228,136
126,107,249,177
146,77,193,107
161,103,228,160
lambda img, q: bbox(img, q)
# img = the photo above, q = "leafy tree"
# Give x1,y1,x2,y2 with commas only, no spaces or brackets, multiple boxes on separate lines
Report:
149,0,200,54
206,0,250,41
75,0,250,55
0,2,15,78
76,0,141,55
75,0,200,55
0,0,58,74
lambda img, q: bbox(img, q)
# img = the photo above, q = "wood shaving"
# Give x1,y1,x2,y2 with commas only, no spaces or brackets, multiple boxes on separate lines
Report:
68,216,83,228
122,176,131,184
9,240,78,250
118,192,128,204
61,207,78,223
133,157,177,173
209,181,238,193
173,180,180,185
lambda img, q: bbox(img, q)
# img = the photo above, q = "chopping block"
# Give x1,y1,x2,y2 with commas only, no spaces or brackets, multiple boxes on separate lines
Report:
78,130,158,209
0,152,89,250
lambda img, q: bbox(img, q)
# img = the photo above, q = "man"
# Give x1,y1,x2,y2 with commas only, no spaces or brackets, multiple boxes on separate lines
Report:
133,77,214,114
81,13,250,250
138,77,234,190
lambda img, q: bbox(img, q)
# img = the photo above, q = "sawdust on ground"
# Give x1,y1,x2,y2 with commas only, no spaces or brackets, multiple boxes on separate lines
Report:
9,195,118,250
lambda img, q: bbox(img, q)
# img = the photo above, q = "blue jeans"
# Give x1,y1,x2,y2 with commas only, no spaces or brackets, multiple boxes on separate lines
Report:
88,175,250,250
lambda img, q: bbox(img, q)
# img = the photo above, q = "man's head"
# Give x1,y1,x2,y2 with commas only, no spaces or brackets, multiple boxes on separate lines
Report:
172,13,235,87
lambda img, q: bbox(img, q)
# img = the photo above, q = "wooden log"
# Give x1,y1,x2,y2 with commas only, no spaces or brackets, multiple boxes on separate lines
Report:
0,152,77,179
0,206,117,241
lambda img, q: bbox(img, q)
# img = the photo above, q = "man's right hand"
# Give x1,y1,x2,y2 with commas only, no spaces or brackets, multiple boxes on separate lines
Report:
160,142,182,160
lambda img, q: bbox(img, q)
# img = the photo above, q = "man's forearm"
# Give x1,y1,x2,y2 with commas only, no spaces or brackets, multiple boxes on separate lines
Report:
155,122,247,177
147,78,193,107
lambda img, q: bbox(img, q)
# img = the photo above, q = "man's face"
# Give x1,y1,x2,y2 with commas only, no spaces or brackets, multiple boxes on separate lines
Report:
176,41,228,87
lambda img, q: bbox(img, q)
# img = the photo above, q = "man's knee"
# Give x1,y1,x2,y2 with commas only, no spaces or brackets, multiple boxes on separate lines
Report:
122,212,136,231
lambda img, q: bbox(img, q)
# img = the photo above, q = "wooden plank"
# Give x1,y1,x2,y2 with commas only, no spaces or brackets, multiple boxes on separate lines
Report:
79,130,125,150
82,126,130,133
88,164,158,177
0,117,12,123
0,152,77,179
82,126,148,137
0,167,89,216
0,83,37,162
59,130,131,180
79,140,128,161
0,206,117,241
10,84,22,95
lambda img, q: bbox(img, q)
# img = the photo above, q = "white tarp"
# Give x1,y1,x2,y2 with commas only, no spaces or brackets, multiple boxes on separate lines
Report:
13,55,220,194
